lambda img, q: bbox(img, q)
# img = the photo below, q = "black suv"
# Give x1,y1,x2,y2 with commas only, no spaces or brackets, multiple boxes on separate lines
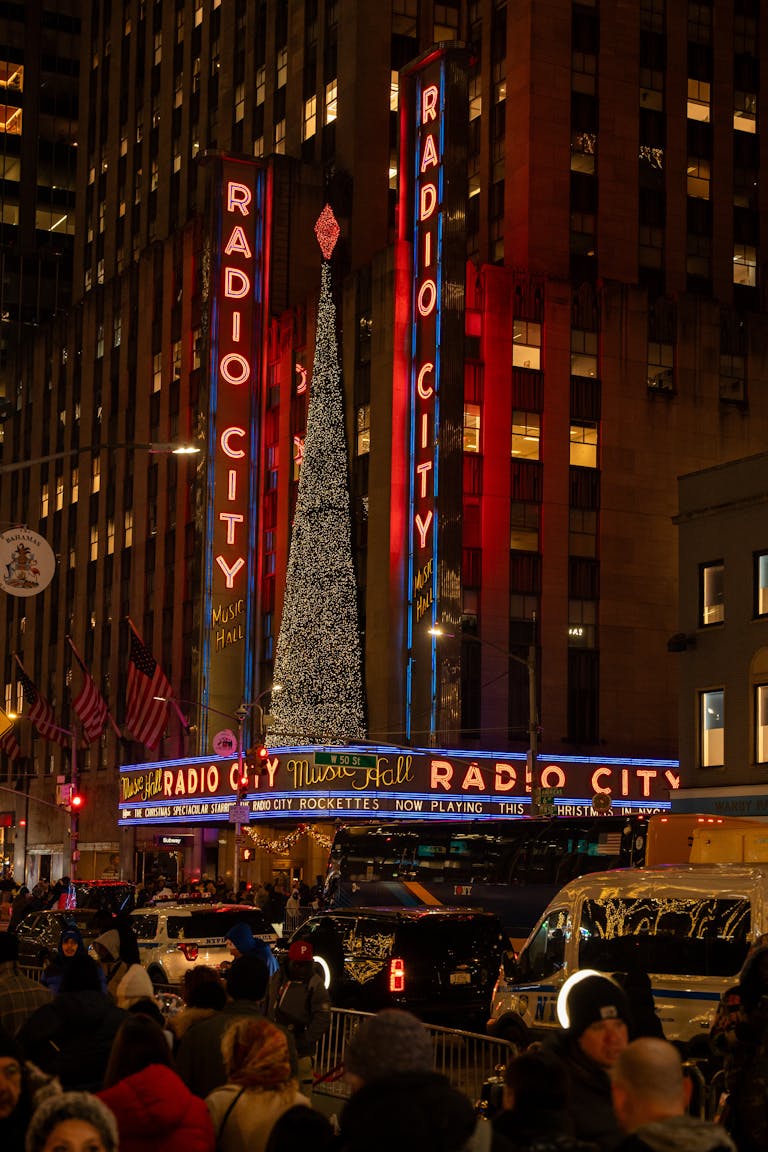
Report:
285,907,506,1030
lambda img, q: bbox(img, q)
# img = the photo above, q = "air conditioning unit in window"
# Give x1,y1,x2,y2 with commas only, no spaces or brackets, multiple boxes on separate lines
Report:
647,368,674,393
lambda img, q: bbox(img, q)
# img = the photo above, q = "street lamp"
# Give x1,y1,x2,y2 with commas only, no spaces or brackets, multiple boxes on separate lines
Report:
429,623,541,815
0,441,201,475
154,686,281,895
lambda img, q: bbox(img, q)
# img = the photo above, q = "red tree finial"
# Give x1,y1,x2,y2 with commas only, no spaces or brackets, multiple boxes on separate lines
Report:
315,204,340,259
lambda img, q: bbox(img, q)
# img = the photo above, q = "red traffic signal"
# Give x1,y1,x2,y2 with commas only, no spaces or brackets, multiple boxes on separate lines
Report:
70,792,84,810
256,744,269,766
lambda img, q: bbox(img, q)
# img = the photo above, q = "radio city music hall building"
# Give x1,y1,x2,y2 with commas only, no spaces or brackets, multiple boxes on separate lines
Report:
2,2,768,884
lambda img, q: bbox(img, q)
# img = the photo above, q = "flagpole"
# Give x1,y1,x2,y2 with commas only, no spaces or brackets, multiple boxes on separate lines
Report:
70,721,78,884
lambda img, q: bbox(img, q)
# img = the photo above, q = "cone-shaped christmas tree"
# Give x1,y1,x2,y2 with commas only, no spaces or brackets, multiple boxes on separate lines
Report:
268,206,366,745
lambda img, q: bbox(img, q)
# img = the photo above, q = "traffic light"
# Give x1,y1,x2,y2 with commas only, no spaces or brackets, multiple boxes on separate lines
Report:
256,744,269,770
236,768,249,801
70,792,84,811
240,846,255,863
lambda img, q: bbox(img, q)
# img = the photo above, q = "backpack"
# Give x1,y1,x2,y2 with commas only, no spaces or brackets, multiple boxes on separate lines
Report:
273,977,310,1029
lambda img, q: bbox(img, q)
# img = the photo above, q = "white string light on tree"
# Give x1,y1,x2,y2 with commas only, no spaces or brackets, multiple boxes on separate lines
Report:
268,205,366,747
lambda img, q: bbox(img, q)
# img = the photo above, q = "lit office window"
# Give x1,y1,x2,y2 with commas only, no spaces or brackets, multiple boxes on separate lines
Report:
700,689,724,767
303,96,317,141
756,685,768,763
755,552,768,617
124,508,133,548
91,457,100,495
325,79,337,124
277,46,288,88
107,519,115,555
512,320,541,370
55,475,64,512
700,561,724,625
71,467,78,505
734,91,757,133
570,422,598,468
463,404,481,452
734,244,757,287
571,330,598,377
390,70,399,112
41,483,49,519
687,156,710,199
511,411,540,460
90,525,99,561
687,78,710,122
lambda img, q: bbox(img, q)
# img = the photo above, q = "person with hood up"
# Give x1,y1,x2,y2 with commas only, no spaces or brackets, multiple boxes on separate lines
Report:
337,1008,478,1152
710,935,768,1152
113,965,155,1012
91,930,129,997
97,1014,214,1152
41,926,107,996
205,1016,307,1152
17,952,126,1092
265,939,330,1097
224,921,278,977
612,1038,734,1152
545,973,631,1152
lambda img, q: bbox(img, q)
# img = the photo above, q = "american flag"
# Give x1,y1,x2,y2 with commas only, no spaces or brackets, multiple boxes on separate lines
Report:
0,727,19,761
15,660,66,745
69,644,109,743
125,625,172,748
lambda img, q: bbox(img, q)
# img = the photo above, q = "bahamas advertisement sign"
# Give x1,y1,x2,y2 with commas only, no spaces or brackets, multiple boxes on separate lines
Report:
118,747,678,824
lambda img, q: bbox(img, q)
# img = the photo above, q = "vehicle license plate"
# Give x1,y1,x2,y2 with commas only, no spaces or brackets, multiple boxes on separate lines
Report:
450,971,471,985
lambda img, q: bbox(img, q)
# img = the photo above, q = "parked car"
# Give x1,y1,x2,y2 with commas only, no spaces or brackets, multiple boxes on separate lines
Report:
487,862,763,1049
131,902,277,987
284,906,507,1030
14,908,103,972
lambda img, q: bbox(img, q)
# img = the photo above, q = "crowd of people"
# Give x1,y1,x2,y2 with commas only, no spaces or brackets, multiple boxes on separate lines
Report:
0,888,765,1152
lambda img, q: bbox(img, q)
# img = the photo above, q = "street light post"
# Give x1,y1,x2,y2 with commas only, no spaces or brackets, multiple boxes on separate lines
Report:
430,623,541,815
0,441,201,475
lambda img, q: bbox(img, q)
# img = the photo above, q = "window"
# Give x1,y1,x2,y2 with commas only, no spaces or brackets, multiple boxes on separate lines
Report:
700,561,724,625
720,354,745,404
41,482,49,519
90,525,99,561
325,79,337,124
91,457,100,494
292,435,304,480
153,352,162,392
275,120,286,153
687,157,710,199
570,422,598,468
510,503,539,552
55,475,64,512
124,508,133,548
756,685,768,764
303,95,317,141
512,320,541,370
256,67,266,106
734,245,757,287
463,404,481,452
700,689,724,767
511,411,540,460
568,599,596,647
107,519,115,555
276,46,288,88
570,508,597,557
687,79,710,122
734,92,757,134
755,553,768,617
516,908,569,981
390,70,399,113
356,405,370,455
571,330,598,377
647,341,674,391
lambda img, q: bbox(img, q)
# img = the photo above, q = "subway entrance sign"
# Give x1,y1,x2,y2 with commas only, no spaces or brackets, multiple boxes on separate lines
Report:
315,751,377,769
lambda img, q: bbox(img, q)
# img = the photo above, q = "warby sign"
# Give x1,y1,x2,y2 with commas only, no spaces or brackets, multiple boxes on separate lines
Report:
118,748,678,824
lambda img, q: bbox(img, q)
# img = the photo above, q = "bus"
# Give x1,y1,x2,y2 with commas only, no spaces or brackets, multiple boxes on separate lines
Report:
323,813,755,945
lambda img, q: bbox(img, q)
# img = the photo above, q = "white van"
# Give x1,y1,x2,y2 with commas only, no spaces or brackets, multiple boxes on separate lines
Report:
487,863,767,1047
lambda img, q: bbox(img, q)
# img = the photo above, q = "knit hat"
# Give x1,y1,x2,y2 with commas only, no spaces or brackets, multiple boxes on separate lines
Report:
344,1009,434,1083
288,940,313,962
92,929,121,962
25,1092,119,1152
115,963,154,1007
563,973,630,1038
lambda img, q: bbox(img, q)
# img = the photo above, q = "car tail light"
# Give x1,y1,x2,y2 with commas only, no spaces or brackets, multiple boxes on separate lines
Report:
179,943,199,961
389,957,405,993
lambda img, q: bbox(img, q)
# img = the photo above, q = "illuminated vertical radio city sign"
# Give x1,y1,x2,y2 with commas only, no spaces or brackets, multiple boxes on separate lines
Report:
400,47,468,745
203,157,267,735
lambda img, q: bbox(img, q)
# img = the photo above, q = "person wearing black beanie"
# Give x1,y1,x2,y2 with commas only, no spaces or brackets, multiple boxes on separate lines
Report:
544,974,632,1152
0,1024,36,1152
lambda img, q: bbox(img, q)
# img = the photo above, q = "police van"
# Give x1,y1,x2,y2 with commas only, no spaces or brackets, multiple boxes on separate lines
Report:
487,863,768,1048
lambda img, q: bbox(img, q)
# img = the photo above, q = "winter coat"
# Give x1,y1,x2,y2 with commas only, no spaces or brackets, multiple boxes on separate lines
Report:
206,1081,308,1152
493,1109,599,1152
41,926,107,996
16,988,126,1091
98,1062,215,1152
337,1070,478,1152
545,1032,623,1152
615,1116,735,1152
265,961,331,1057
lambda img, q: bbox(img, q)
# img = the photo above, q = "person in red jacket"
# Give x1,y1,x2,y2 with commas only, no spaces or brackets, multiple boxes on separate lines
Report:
97,1013,215,1152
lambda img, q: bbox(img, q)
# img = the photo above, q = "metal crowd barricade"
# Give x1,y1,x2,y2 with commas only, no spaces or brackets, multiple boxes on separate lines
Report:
312,1007,515,1108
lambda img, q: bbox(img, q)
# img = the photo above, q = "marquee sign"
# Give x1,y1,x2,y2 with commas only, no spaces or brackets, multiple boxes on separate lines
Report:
201,157,267,740
400,47,468,745
118,747,677,824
